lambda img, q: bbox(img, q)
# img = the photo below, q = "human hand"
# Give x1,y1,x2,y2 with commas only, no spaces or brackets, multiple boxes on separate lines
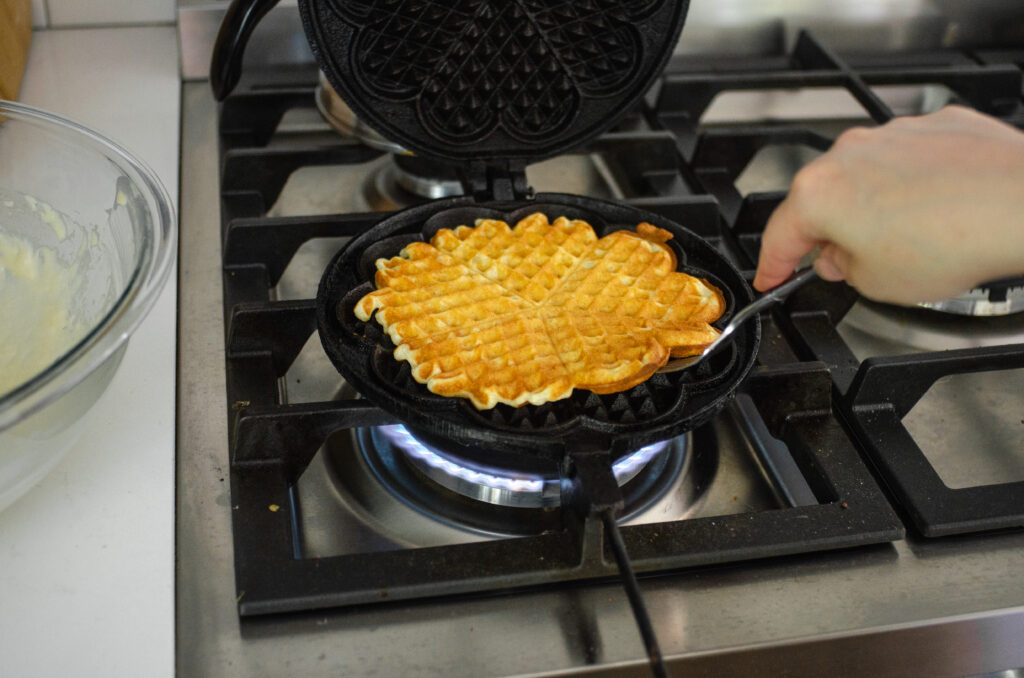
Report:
753,105,1024,305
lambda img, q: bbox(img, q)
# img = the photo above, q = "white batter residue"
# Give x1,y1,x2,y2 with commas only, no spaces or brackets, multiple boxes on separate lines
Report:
23,194,68,241
0,230,87,397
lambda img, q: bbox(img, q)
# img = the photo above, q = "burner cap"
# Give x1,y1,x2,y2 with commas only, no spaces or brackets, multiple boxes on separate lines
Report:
362,155,465,211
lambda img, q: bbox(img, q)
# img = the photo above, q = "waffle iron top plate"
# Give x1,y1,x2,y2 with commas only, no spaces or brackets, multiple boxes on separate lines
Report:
299,0,691,163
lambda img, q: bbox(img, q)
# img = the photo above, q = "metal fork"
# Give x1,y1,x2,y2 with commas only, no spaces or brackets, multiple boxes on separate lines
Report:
658,267,819,373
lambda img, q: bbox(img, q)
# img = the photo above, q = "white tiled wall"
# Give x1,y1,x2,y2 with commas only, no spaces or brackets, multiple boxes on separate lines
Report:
32,0,176,27
30,0,47,27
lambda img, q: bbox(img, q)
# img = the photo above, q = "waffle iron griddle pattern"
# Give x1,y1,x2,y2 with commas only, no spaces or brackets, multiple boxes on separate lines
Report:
300,0,689,161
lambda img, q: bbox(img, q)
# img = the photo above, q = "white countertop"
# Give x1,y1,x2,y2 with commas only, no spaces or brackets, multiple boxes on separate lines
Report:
0,26,179,678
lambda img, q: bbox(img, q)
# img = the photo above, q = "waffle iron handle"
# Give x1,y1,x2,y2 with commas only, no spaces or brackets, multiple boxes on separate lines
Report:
210,0,281,101
601,510,669,678
563,452,668,678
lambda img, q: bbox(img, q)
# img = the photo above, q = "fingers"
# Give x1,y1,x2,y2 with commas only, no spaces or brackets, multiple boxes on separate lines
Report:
754,107,1024,304
753,197,821,291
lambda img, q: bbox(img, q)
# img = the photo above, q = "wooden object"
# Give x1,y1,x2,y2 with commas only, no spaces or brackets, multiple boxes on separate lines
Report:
0,0,33,101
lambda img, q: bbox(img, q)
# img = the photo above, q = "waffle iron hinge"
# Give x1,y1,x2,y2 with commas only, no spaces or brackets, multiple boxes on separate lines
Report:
560,449,624,571
459,159,532,202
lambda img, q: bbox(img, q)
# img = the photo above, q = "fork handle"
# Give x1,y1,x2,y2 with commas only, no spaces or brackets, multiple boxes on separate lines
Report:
758,266,820,306
717,267,819,345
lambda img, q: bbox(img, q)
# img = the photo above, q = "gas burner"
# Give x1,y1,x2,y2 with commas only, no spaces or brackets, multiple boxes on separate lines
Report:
917,280,1024,316
375,424,671,508
315,71,464,210
343,425,695,536
315,71,405,154
841,297,1024,354
362,154,464,211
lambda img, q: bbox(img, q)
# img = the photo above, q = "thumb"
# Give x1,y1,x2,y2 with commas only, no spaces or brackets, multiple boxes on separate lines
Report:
754,199,820,291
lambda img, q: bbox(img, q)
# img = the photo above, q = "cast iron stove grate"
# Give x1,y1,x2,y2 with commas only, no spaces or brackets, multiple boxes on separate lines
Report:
213,30,923,618
649,30,1024,538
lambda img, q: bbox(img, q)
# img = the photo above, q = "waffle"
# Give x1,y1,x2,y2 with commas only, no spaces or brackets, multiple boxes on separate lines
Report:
353,213,724,409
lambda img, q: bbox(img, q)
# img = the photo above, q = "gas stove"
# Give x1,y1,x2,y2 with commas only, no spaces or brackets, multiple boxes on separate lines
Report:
177,5,1024,677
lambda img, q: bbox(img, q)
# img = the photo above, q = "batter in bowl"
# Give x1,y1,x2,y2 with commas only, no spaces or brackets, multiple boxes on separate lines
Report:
0,204,87,396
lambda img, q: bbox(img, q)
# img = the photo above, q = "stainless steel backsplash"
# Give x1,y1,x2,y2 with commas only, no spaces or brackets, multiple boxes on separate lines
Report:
178,0,1024,80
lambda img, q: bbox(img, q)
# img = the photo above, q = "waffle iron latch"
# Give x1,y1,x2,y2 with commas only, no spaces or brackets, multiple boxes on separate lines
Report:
461,159,531,202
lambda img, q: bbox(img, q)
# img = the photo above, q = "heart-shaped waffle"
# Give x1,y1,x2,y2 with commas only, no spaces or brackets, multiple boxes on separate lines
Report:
354,213,724,409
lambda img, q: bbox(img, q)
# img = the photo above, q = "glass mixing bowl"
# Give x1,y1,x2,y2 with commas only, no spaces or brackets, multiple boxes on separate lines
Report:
0,100,175,511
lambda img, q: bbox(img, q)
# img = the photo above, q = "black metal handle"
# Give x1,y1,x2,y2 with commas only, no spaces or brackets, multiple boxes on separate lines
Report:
210,0,282,101
563,450,668,678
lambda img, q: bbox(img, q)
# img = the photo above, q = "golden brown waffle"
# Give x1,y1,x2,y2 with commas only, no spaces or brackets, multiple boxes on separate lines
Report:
354,213,724,409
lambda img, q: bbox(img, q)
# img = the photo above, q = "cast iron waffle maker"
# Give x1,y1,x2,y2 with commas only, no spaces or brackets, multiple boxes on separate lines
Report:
216,1,759,675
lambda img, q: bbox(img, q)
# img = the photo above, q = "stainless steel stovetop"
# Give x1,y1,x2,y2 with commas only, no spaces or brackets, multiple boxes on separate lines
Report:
176,4,1024,676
